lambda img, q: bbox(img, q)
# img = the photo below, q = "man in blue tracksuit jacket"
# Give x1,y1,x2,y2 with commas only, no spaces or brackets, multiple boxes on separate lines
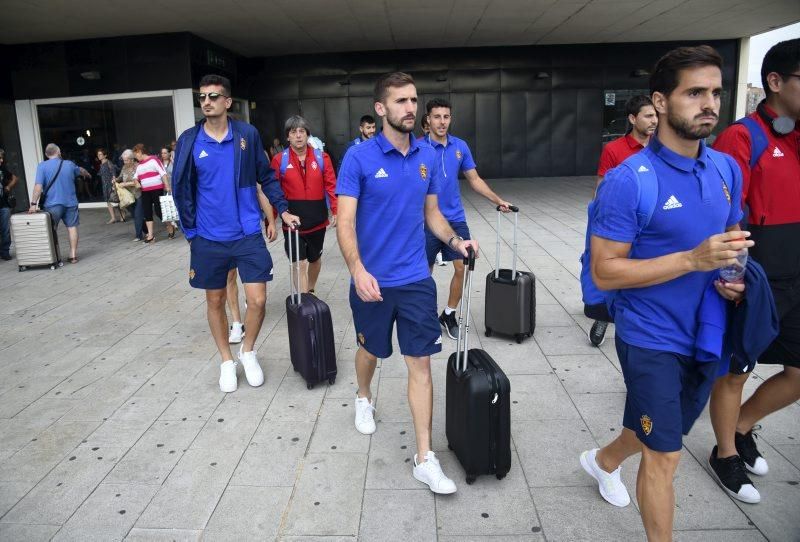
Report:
172,74,299,394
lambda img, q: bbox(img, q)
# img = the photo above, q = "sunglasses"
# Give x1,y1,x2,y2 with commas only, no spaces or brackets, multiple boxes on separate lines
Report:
197,92,229,103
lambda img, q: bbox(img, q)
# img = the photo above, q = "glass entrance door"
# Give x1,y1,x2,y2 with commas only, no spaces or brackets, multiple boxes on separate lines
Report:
36,95,175,203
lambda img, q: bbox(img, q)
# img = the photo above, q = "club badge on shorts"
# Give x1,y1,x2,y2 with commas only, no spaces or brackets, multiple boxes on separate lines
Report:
722,181,731,204
640,414,653,436
189,269,196,280
240,138,247,151
357,333,366,345
419,163,428,180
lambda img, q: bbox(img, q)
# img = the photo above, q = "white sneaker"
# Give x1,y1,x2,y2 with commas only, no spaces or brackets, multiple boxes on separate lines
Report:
580,448,630,507
435,252,447,266
238,347,264,387
354,395,376,435
228,322,245,344
413,451,457,494
219,360,238,393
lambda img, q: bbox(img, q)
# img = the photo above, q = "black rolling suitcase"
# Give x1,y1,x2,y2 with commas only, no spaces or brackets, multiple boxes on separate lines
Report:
285,228,337,389
484,206,535,343
446,247,512,484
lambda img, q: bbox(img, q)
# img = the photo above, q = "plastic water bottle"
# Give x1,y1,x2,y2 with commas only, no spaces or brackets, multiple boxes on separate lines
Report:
720,247,748,283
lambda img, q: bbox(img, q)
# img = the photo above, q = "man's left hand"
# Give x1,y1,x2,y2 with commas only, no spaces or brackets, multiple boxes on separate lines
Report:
455,238,479,258
265,221,277,242
714,279,745,302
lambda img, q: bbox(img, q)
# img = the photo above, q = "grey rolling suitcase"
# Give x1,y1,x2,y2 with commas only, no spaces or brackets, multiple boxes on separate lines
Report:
484,206,535,343
285,227,337,389
10,211,62,271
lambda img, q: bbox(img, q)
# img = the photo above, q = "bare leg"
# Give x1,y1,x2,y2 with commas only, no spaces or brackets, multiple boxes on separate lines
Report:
737,366,800,433
226,269,242,323
241,282,267,353
206,288,233,362
107,203,116,222
709,373,748,458
405,355,433,459
596,427,642,472
355,347,378,400
447,259,464,309
308,258,322,292
145,220,154,240
66,226,79,260
637,446,681,542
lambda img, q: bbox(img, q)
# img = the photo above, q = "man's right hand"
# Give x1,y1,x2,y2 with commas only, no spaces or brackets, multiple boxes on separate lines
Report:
353,266,382,302
688,231,754,271
27,204,37,214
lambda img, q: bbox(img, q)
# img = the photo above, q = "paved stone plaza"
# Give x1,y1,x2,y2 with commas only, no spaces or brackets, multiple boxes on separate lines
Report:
0,178,798,541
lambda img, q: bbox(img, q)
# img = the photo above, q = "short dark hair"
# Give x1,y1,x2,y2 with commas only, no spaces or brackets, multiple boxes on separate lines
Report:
374,72,415,103
426,98,451,114
649,45,723,96
625,95,654,118
359,115,375,125
199,74,232,96
132,143,147,155
420,115,429,129
761,38,800,98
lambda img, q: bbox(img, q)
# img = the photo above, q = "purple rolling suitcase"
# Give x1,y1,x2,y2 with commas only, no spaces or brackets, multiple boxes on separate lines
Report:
285,228,337,389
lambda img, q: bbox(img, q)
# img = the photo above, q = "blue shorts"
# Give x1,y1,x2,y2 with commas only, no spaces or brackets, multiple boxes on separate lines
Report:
349,277,442,358
189,233,273,290
617,338,719,452
45,205,79,228
425,221,471,266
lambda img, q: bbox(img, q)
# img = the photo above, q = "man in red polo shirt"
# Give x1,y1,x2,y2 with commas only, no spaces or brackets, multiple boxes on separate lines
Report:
272,115,337,294
707,38,800,505
587,95,658,347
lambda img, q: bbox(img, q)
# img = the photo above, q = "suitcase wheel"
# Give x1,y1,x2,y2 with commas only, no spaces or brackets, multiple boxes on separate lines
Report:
515,333,524,344
328,377,336,385
447,443,453,451
496,473,506,480
58,261,64,268
19,266,24,272
307,383,314,390
485,327,492,337
49,265,56,270
465,475,476,485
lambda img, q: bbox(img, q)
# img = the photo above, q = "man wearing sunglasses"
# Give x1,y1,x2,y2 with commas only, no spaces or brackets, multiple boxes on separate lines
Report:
172,74,300,393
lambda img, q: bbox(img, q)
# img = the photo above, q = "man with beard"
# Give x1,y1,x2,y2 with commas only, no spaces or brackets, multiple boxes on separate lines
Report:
172,74,299,393
707,38,800,505
588,95,658,347
344,115,377,154
337,72,478,494
578,46,753,540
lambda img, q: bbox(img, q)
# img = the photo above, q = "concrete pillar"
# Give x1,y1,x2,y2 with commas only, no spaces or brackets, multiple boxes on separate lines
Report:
735,37,750,120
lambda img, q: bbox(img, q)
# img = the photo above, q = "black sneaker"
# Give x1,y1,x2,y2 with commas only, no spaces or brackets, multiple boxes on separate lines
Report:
588,320,608,347
439,310,458,340
708,445,761,504
735,427,769,476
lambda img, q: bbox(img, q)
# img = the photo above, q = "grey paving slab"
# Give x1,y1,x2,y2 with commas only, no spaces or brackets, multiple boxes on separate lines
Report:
125,528,203,541
281,453,367,537
438,536,545,542
365,421,421,490
435,451,540,536
105,420,204,485
509,374,582,422
533,326,599,356
358,489,436,542
0,523,61,541
308,397,371,455
1,445,125,525
204,486,292,541
532,485,646,542
263,375,327,423
570,391,628,445
52,483,160,542
673,529,766,541
0,481,34,517
135,448,240,530
515,419,598,487
230,419,315,487
730,481,800,542
548,354,626,395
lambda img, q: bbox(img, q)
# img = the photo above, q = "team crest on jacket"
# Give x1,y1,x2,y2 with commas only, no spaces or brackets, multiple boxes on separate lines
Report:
419,163,428,180
640,414,653,436
240,138,246,151
722,181,731,204
311,161,318,170
456,150,463,161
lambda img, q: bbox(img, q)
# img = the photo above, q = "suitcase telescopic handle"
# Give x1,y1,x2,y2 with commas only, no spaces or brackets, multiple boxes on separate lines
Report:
288,223,302,305
456,245,475,373
495,205,519,213
494,206,519,281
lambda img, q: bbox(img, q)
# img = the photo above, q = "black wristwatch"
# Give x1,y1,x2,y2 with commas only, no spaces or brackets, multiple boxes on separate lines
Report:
447,235,464,249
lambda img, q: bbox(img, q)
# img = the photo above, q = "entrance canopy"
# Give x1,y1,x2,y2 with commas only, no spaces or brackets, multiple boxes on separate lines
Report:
3,0,799,57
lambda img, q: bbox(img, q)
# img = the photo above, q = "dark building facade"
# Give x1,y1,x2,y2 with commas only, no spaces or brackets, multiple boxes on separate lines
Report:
2,34,739,207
